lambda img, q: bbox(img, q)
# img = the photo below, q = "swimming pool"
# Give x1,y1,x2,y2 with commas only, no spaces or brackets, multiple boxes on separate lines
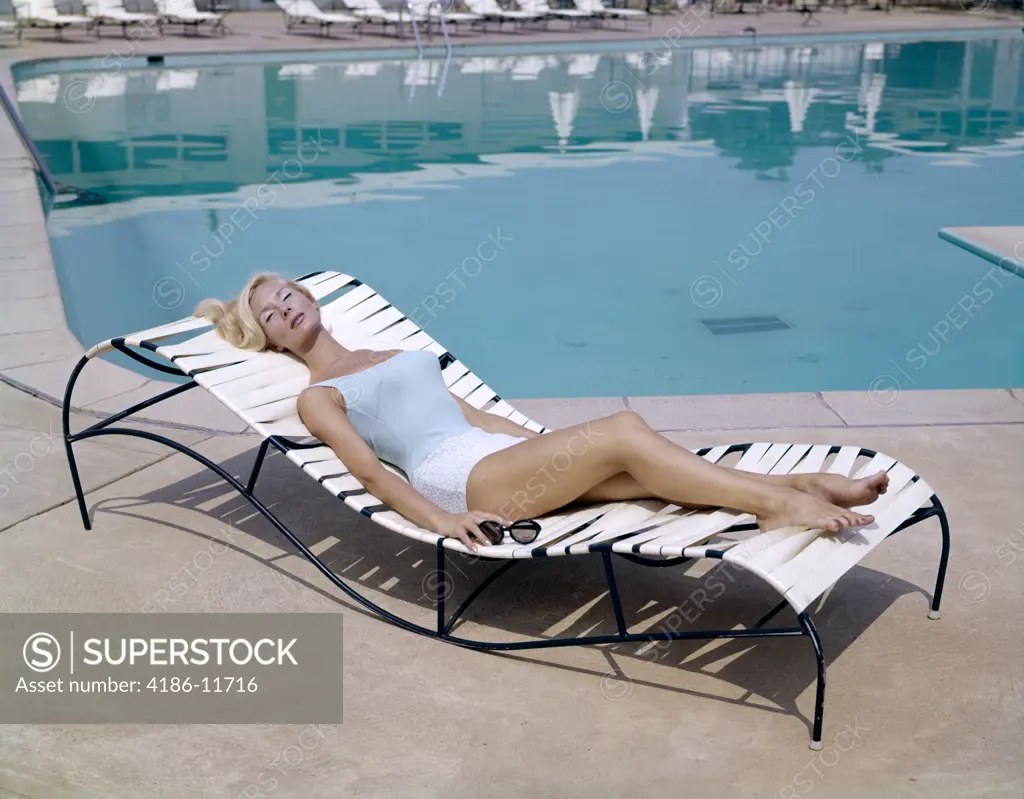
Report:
14,33,1024,397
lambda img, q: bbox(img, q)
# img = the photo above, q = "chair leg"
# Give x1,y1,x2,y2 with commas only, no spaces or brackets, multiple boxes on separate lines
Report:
245,439,271,494
435,539,448,634
62,356,91,531
601,552,629,635
798,611,827,750
928,495,951,620
64,438,91,530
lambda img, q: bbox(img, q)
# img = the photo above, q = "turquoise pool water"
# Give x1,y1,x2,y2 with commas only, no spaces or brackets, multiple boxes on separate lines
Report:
15,33,1024,397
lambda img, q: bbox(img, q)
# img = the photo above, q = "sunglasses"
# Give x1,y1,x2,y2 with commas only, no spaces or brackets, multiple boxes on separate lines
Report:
478,519,541,546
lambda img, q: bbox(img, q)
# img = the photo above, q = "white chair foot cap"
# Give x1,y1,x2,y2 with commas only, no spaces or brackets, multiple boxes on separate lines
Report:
809,739,823,751
928,609,941,620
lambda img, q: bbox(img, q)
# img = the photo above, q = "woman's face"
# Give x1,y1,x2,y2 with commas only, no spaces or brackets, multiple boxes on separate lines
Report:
248,279,321,353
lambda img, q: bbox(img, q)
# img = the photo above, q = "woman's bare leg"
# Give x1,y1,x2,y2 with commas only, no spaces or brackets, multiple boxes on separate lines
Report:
466,411,876,532
495,417,888,509
579,464,889,509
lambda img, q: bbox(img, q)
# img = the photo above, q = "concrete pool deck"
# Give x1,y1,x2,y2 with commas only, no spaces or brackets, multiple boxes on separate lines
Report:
1,10,1023,799
2,385,1023,798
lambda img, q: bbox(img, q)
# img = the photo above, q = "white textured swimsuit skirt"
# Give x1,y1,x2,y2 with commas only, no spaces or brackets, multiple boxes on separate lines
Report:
410,427,527,514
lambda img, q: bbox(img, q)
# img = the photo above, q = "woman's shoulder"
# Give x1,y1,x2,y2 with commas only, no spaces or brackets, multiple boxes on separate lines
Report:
298,382,339,406
300,376,342,405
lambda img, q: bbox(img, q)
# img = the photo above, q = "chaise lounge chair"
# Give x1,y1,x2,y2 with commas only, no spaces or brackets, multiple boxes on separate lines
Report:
336,0,425,35
62,270,951,750
462,0,542,30
84,0,160,36
407,0,484,32
0,14,22,42
516,0,596,24
12,0,92,40
571,0,647,26
155,0,225,35
273,0,361,37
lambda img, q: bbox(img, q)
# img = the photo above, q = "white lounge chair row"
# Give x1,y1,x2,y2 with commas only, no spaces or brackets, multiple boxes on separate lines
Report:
10,0,225,39
5,0,642,41
272,0,647,37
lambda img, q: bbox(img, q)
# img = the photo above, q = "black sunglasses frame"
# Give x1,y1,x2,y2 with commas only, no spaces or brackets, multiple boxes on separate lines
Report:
478,519,541,545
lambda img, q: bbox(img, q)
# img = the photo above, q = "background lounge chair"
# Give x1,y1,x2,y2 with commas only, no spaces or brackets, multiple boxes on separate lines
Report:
13,0,92,40
63,270,952,751
0,14,22,41
516,0,595,24
84,0,160,37
462,0,541,29
407,0,483,32
572,0,647,25
155,0,225,35
336,0,425,35
274,0,361,36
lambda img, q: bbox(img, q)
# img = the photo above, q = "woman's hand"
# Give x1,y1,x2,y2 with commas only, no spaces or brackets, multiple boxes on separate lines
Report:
435,510,512,553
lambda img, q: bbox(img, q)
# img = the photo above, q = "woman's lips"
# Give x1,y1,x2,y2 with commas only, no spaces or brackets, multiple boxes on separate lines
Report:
290,312,304,330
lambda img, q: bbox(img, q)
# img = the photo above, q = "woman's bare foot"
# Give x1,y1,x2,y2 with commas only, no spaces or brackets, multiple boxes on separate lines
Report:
792,471,889,509
759,489,875,534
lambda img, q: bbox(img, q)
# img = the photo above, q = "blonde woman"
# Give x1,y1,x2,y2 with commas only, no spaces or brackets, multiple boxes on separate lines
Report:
196,273,888,553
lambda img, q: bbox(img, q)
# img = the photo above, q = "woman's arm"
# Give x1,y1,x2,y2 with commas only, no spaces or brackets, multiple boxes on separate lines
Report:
297,388,505,551
453,395,542,439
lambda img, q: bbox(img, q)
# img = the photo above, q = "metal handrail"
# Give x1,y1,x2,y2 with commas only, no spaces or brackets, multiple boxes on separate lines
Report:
0,81,57,196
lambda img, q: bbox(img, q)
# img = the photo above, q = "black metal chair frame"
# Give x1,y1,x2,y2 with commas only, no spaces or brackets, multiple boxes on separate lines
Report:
62,339,951,749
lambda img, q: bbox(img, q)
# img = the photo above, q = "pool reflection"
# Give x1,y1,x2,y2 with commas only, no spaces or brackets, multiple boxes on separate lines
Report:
14,36,1024,209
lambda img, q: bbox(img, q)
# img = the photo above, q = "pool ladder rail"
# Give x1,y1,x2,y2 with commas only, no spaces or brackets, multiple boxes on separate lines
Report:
0,80,108,208
1,80,57,196
406,0,453,100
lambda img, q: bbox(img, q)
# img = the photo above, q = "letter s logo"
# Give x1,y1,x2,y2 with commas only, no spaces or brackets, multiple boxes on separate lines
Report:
23,632,61,673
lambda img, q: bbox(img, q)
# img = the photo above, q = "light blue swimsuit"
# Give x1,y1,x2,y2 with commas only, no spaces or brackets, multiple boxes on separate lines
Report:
310,349,525,514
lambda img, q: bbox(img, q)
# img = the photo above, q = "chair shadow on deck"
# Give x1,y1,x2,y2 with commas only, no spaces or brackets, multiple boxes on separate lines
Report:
88,438,943,739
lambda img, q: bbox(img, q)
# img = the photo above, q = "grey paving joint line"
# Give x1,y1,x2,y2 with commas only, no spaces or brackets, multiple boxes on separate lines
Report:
0,372,253,437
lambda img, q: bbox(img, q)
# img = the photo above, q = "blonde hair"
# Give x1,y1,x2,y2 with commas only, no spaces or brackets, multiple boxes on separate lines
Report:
194,272,317,352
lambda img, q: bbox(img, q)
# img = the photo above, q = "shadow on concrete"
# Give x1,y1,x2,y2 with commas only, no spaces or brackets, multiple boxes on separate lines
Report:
87,440,945,739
